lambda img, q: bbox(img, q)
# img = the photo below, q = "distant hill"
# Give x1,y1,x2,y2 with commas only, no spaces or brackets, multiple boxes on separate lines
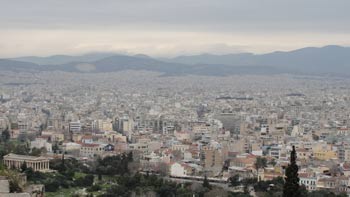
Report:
164,53,255,65
167,45,350,76
53,54,191,74
1,45,350,76
11,52,117,65
0,59,43,72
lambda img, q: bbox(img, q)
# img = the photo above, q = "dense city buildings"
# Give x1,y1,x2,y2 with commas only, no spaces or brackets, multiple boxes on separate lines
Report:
0,0,348,196
1,70,350,195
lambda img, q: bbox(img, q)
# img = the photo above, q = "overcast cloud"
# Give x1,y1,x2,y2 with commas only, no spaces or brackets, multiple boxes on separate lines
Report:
0,0,349,57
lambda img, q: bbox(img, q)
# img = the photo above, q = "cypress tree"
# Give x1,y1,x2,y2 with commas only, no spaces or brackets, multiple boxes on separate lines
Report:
203,175,211,190
20,161,27,172
127,151,133,162
1,128,10,143
283,146,301,197
59,153,66,172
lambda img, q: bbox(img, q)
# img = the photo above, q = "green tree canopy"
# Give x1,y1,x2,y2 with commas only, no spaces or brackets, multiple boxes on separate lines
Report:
1,128,10,143
203,175,212,190
254,157,267,170
229,174,240,187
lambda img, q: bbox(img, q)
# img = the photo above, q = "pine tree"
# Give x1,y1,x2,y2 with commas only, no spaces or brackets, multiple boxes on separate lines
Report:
1,128,10,143
52,142,59,154
20,161,27,172
283,146,302,197
62,153,65,166
203,175,211,190
127,151,133,162
254,156,267,170
59,154,66,173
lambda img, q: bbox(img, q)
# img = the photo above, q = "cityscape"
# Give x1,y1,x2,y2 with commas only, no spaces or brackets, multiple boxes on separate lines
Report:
1,1,350,197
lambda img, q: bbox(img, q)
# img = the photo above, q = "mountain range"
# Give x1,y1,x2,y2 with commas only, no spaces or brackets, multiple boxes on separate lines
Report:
0,45,349,76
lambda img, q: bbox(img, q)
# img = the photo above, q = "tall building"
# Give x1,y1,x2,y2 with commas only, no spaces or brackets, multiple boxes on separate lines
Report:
69,121,81,132
203,147,223,169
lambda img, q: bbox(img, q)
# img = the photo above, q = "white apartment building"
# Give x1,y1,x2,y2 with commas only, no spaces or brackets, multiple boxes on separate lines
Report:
69,121,81,132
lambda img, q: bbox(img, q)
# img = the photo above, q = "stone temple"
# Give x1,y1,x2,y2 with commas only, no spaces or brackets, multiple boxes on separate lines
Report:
2,153,50,172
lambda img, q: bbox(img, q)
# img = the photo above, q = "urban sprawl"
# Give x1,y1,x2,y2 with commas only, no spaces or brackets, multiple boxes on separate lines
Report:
1,71,350,196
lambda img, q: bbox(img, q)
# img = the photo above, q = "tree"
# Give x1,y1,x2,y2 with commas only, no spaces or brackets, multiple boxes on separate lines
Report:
202,175,211,190
283,146,302,197
45,180,60,192
127,151,133,162
95,154,134,176
229,174,240,187
242,177,257,193
104,185,130,197
14,143,30,155
24,167,35,181
1,128,10,143
87,184,101,192
269,159,277,167
308,190,346,197
157,184,177,197
20,161,27,172
30,147,42,156
254,177,284,195
74,174,94,187
255,157,267,181
1,169,23,193
58,154,66,173
254,157,267,171
52,142,59,154
9,179,22,193
204,188,229,197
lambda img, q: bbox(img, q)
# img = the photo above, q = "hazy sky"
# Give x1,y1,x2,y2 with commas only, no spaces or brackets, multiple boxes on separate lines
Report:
0,0,349,57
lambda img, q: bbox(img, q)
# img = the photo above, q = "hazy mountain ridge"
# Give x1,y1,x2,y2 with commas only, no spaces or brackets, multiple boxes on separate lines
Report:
1,45,349,76
167,45,350,75
10,53,118,65
0,59,45,72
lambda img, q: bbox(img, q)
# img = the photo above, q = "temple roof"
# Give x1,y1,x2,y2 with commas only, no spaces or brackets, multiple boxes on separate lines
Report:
3,153,49,161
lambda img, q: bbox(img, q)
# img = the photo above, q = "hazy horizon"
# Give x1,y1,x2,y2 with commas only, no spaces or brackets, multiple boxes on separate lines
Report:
1,44,348,59
1,0,350,58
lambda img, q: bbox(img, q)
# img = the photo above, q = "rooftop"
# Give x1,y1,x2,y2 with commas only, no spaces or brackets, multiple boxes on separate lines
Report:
3,153,49,161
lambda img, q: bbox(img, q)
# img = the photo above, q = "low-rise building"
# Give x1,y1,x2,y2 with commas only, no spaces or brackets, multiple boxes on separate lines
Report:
299,173,317,191
80,143,105,157
30,138,52,152
3,154,50,172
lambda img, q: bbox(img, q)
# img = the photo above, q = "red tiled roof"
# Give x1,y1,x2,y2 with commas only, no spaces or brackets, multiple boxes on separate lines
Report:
81,143,100,147
81,135,93,139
